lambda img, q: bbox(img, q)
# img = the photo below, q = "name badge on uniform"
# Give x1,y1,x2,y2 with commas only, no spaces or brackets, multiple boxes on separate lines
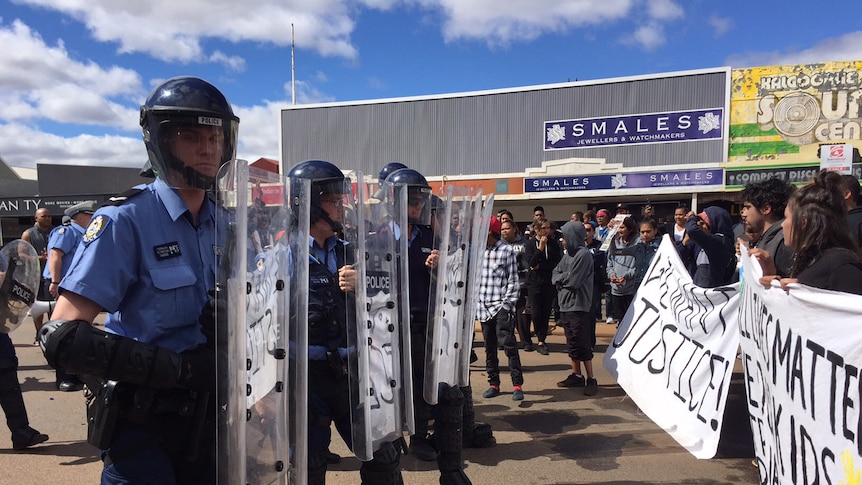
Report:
154,242,182,261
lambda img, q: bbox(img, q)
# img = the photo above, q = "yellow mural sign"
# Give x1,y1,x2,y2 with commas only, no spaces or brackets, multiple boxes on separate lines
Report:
730,61,862,166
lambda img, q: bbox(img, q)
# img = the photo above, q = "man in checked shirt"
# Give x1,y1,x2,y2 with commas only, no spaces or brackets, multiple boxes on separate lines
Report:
476,216,525,401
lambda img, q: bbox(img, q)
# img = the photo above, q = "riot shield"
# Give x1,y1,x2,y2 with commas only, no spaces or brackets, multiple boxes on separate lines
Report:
457,193,495,386
424,185,477,405
214,161,295,484
342,175,413,461
0,240,40,333
287,177,311,485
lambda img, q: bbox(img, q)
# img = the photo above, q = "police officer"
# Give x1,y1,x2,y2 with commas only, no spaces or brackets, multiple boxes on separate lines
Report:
45,201,96,391
39,76,239,484
288,159,404,485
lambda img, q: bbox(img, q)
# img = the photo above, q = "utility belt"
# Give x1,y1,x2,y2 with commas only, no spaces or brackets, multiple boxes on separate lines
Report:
308,346,349,381
85,377,209,456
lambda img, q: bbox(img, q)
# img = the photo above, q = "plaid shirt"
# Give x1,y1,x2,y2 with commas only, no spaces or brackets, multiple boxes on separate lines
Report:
476,239,519,322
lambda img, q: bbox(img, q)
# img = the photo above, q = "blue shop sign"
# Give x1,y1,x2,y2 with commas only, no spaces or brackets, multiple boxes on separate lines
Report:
525,169,723,193
544,108,724,150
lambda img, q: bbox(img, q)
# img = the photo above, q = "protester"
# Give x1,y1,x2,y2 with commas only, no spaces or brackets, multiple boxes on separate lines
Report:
639,219,660,269
500,219,532,351
742,177,796,278
584,222,605,348
668,205,694,272
570,211,583,222
524,217,562,355
606,217,643,325
552,221,598,396
477,217,524,401
840,174,862,245
759,171,862,294
683,206,736,287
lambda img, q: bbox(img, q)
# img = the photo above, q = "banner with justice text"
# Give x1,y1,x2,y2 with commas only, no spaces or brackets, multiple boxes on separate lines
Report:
603,235,740,459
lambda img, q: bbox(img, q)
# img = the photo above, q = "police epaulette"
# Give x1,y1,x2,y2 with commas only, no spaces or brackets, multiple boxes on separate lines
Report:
102,188,145,207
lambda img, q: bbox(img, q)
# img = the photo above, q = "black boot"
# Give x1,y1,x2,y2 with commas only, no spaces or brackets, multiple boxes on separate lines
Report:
0,362,48,450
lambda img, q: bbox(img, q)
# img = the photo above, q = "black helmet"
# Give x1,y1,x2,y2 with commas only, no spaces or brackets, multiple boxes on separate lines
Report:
287,160,346,231
378,162,408,184
385,168,431,225
140,76,239,189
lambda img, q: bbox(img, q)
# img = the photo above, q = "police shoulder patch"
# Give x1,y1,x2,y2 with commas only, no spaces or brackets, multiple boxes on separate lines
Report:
57,227,65,235
83,214,111,244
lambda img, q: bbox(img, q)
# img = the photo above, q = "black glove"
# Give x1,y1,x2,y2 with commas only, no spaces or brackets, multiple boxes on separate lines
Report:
198,288,227,348
177,345,216,393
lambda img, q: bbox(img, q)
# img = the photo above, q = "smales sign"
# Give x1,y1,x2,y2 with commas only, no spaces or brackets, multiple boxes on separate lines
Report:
544,108,723,150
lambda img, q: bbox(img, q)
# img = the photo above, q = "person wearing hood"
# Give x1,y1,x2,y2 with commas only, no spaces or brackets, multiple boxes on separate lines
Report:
683,206,737,287
552,222,598,396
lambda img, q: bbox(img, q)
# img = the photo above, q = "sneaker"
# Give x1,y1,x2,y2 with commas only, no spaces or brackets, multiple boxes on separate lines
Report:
584,378,598,396
557,373,586,388
606,317,616,324
512,387,524,401
408,436,437,461
482,386,500,398
536,344,549,355
523,342,535,352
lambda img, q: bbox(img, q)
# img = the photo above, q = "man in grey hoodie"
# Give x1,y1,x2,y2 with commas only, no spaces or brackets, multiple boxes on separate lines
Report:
551,221,598,396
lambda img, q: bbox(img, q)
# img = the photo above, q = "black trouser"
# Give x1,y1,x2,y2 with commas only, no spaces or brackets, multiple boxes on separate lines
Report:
527,284,555,344
409,319,432,437
0,334,29,436
514,288,532,345
611,293,634,322
481,308,523,387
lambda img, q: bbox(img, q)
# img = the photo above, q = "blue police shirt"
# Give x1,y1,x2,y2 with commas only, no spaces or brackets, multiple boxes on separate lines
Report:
60,179,218,353
42,222,86,280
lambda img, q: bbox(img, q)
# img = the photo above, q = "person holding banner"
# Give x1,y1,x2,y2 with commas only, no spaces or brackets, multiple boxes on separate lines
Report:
759,170,862,294
741,177,795,278
683,206,736,288
552,221,598,396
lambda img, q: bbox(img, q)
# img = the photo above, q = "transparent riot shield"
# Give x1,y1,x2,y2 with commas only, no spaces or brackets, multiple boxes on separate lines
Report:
457,193,495,386
287,177,310,485
424,185,477,405
214,161,295,484
0,240,40,333
342,175,413,461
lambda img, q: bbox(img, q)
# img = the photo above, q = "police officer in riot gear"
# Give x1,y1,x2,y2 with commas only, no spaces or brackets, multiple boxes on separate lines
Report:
288,159,404,485
39,76,238,484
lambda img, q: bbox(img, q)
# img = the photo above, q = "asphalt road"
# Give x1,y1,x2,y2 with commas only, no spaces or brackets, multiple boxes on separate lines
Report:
1,317,761,484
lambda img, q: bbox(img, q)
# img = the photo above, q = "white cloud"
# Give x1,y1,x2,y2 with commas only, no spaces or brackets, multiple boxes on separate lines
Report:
410,0,635,45
726,31,862,68
708,15,732,37
623,23,666,51
209,51,247,72
14,0,362,61
0,122,141,169
647,0,683,21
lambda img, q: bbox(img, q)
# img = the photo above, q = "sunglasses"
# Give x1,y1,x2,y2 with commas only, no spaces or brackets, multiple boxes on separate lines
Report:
408,197,426,207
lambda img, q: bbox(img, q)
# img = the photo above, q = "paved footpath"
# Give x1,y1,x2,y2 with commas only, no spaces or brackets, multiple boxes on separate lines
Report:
1,318,760,484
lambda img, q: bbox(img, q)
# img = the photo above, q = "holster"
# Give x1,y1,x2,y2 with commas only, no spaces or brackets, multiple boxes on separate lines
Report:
85,379,124,450
326,350,347,380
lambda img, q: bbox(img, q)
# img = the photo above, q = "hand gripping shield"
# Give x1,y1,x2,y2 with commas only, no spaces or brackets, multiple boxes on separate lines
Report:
457,193,495,386
214,160,296,484
0,240,40,333
341,174,413,461
424,185,478,405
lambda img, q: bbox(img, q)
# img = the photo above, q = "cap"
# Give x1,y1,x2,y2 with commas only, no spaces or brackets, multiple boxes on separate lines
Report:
488,216,502,234
587,220,598,228
64,201,97,218
697,211,711,227
597,209,609,216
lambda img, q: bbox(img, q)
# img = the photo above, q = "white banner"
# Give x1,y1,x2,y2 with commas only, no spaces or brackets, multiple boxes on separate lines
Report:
738,245,862,484
604,235,740,458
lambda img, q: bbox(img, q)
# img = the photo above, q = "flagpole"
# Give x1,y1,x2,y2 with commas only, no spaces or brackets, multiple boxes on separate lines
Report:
291,23,296,105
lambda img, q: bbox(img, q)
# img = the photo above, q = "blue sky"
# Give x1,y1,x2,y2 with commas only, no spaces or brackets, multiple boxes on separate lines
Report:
2,0,862,170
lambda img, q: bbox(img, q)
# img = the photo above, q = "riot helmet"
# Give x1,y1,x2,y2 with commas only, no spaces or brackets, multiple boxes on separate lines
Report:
140,76,239,189
385,168,432,226
287,160,347,232
378,162,407,184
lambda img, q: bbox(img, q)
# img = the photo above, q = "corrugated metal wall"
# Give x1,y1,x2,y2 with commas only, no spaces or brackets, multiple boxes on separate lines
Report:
281,70,727,178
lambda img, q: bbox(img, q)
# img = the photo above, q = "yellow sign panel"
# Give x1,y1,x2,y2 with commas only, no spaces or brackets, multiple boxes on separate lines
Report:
730,61,862,166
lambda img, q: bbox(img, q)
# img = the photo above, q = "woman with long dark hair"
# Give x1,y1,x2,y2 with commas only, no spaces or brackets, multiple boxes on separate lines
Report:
760,170,862,294
606,216,644,324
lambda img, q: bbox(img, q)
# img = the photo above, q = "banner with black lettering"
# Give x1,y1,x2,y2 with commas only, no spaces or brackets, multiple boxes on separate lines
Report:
603,235,740,459
738,245,862,484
